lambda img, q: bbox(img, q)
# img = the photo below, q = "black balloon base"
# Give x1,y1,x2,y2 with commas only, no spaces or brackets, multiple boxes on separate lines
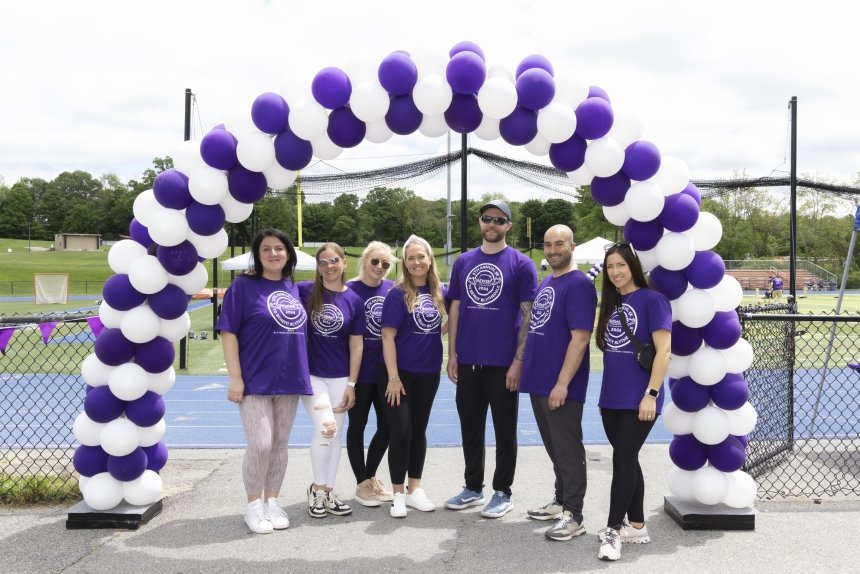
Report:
66,499,163,530
664,495,755,530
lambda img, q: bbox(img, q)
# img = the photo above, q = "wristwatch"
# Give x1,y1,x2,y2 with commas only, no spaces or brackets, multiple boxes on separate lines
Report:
645,388,659,398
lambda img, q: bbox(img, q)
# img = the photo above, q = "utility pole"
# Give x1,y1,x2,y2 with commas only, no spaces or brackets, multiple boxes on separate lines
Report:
789,96,798,309
460,133,468,254
445,130,453,269
179,88,192,369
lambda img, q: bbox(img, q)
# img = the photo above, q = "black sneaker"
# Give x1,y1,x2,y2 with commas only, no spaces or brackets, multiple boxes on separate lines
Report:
307,484,327,519
325,491,353,516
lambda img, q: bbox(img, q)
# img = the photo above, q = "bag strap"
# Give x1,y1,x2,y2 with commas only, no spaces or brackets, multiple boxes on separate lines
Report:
615,304,644,352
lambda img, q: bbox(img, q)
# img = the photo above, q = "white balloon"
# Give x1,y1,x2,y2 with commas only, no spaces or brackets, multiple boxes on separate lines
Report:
147,207,190,247
536,102,577,144
602,202,630,227
350,82,390,123
235,130,276,172
123,470,163,506
567,164,594,186
171,140,205,174
624,181,665,222
128,255,169,295
707,275,744,312
667,466,696,501
168,262,209,295
73,412,104,446
159,312,191,342
676,288,716,329
132,189,160,228
584,137,624,177
311,133,343,160
692,406,731,445
78,475,90,490
220,194,254,224
688,346,728,386
411,46,447,79
723,470,757,508
636,246,659,273
651,156,691,196
138,419,167,448
187,228,229,260
343,58,376,86
606,110,646,147
263,162,297,191
99,301,128,331
222,111,257,137
666,353,691,379
725,402,758,436
364,119,393,144
722,337,755,373
687,212,723,251
100,418,141,457
119,305,162,345
413,75,453,116
82,472,125,511
474,116,501,141
81,353,114,387
288,98,329,141
552,75,589,108
486,64,515,82
187,166,229,206
418,114,449,138
655,232,696,271
108,361,150,401
148,366,177,395
477,77,518,120
662,401,695,435
525,134,551,156
692,466,729,505
108,240,147,274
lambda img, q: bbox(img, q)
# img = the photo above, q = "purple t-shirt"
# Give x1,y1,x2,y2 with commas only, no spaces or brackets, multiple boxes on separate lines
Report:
447,246,538,366
599,288,672,413
381,285,443,376
298,281,366,378
216,275,312,396
346,279,395,384
520,270,597,402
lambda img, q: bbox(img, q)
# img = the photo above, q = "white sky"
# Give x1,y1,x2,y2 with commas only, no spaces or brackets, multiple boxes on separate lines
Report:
2,0,858,203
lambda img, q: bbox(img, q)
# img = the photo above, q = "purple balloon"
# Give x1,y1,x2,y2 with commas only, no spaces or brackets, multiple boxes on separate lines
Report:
312,67,352,110
251,92,290,134
670,321,704,356
710,373,750,410
102,274,146,311
498,105,538,146
327,106,366,148
84,385,126,423
669,434,707,471
125,391,166,427
701,311,742,350
186,201,226,236
736,434,750,448
73,445,109,477
444,93,483,134
680,182,702,205
658,192,700,233
622,140,661,181
446,50,486,95
449,41,485,61
378,52,418,96
156,241,198,276
228,165,269,203
516,68,555,111
148,283,189,320
129,218,153,248
273,130,313,172
548,134,587,172
624,219,664,251
515,54,555,78
575,97,614,140
385,94,422,135
94,328,137,366
107,447,148,482
590,173,631,207
143,441,169,472
588,85,611,102
135,337,175,374
684,251,725,289
152,169,192,210
199,129,239,171
707,435,746,472
669,376,711,412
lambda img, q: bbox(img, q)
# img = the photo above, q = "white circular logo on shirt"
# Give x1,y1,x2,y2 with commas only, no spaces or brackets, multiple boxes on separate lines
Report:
529,286,554,330
267,291,307,330
605,304,637,350
465,263,504,305
413,293,442,332
312,303,345,335
364,295,385,337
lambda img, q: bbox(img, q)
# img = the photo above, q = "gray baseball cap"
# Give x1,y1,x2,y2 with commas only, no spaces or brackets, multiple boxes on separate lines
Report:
480,200,512,221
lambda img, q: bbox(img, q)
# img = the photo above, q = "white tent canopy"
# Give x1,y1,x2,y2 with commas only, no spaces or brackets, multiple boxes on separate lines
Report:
221,249,317,271
540,236,613,268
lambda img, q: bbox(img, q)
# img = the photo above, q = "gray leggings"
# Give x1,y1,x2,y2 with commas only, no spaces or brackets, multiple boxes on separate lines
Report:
238,394,299,498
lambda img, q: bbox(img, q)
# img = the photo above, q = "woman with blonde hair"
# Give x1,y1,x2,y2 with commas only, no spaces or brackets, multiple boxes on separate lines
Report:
380,235,446,518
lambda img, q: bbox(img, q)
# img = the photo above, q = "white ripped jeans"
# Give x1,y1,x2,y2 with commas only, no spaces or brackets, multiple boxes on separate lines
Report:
301,375,348,487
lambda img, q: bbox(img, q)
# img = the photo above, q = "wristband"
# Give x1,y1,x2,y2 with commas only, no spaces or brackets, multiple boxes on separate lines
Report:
388,376,401,382
347,381,356,388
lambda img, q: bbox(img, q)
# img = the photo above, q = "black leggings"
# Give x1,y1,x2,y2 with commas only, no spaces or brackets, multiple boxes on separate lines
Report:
346,382,390,483
601,408,656,527
379,368,440,485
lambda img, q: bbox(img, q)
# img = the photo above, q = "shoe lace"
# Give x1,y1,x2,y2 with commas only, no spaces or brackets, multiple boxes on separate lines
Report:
249,502,267,523
268,502,287,520
492,491,506,504
369,478,387,496
604,528,620,548
313,491,326,509
328,492,344,506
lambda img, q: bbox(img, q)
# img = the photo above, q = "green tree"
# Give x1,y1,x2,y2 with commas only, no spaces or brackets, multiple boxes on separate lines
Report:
359,187,417,244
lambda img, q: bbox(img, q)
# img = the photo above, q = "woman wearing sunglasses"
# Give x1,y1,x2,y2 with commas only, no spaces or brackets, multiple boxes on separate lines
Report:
345,241,397,507
297,242,365,519
595,241,671,562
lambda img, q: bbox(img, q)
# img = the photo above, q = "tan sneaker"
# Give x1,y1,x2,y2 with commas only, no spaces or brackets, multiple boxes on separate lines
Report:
355,479,381,507
370,477,394,502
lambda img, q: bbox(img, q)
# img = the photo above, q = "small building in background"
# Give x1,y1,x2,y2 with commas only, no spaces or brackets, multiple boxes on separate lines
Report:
54,233,102,251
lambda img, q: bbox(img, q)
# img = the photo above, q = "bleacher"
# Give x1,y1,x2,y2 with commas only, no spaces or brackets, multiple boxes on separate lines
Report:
725,269,822,291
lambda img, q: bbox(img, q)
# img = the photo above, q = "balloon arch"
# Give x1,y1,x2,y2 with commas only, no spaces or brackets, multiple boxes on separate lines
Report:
72,42,757,511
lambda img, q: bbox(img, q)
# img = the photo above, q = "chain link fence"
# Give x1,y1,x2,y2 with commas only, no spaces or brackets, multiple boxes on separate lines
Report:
740,304,860,500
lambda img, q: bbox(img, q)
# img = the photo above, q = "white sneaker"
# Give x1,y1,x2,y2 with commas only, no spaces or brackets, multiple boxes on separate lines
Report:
244,499,273,534
598,520,651,544
266,498,289,530
406,487,436,512
390,492,407,518
598,527,622,561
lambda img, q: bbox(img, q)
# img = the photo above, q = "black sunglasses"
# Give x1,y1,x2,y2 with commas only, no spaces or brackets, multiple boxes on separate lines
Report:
480,215,509,226
604,241,632,252
370,258,391,269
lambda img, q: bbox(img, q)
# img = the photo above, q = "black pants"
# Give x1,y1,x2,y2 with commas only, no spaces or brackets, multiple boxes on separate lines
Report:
455,364,518,496
379,368,440,485
346,382,390,483
601,408,656,527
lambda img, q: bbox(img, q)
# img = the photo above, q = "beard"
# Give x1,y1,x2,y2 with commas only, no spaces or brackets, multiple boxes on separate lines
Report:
548,253,572,270
481,228,506,243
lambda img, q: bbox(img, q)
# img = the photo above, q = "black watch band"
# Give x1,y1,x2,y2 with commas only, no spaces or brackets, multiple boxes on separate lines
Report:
645,388,659,398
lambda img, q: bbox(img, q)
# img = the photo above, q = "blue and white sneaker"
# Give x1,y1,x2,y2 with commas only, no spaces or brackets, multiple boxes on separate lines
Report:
480,490,513,518
444,487,485,510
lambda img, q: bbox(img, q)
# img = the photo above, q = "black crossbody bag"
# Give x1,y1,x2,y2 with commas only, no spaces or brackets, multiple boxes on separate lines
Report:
615,305,656,372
